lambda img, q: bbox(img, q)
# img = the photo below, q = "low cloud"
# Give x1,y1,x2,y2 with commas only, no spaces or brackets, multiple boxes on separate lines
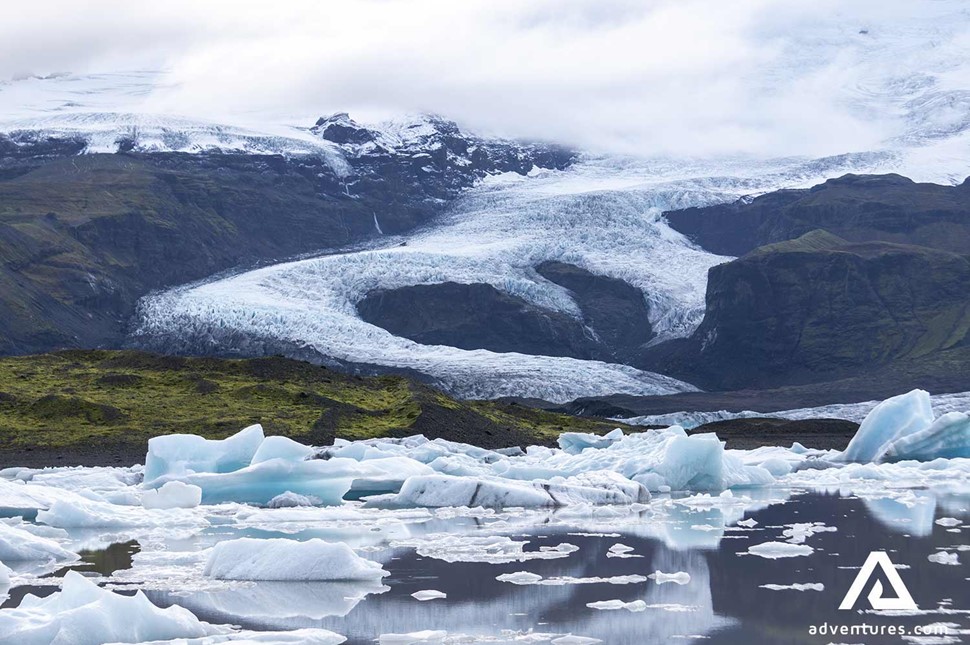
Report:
2,0,968,157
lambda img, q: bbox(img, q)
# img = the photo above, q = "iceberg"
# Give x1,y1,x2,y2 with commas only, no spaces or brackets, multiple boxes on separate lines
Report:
0,522,78,562
366,471,648,509
133,629,347,644
203,537,389,581
145,424,265,482
840,390,970,463
142,481,203,510
558,428,625,454
0,571,219,645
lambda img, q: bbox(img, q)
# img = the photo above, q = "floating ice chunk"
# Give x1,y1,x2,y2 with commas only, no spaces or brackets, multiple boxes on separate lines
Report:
0,570,218,645
927,551,960,566
936,517,962,527
782,522,837,544
37,497,207,529
737,518,758,528
145,424,265,482
165,458,358,506
744,542,814,559
883,412,970,462
204,538,388,581
411,589,447,601
759,583,824,591
368,471,647,509
496,572,647,586
379,631,447,644
344,457,435,500
133,629,347,644
551,636,603,645
586,599,647,612
0,561,9,585
251,435,315,465
495,571,543,585
142,481,203,510
607,543,640,559
0,522,78,562
266,492,322,508
648,570,691,585
395,535,577,564
840,390,935,463
558,428,625,454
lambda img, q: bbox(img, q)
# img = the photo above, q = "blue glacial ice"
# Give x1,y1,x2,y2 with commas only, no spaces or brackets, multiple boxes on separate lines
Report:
840,389,970,463
125,388,970,512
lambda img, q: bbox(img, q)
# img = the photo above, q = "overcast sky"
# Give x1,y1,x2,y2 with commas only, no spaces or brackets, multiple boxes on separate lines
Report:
2,0,968,157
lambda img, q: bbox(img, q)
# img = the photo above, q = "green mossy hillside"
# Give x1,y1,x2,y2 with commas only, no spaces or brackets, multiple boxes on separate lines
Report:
0,350,628,459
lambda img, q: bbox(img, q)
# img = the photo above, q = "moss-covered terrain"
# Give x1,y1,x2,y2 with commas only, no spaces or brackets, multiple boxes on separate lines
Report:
0,350,628,466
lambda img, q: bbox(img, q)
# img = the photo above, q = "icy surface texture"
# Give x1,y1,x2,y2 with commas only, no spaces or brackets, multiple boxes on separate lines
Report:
132,151,900,402
142,481,203,510
204,538,388,581
0,521,78,562
841,389,970,462
0,571,220,644
145,424,265,482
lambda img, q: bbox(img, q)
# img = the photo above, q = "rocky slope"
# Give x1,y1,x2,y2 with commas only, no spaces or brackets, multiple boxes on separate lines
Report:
664,173,970,256
0,115,573,355
641,229,970,392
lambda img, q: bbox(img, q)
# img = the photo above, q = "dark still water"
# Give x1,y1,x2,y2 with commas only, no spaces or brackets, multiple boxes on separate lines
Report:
136,491,969,644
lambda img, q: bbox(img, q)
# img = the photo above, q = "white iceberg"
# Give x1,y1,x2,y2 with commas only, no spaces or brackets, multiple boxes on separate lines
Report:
203,537,389,581
366,471,648,509
411,589,447,601
744,542,813,559
0,521,78,562
132,629,347,644
586,599,647,612
0,571,219,645
142,481,203,510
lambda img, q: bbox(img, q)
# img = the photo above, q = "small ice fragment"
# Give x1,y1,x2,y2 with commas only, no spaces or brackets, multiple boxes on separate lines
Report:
935,517,961,527
744,542,814,559
496,571,543,585
586,599,647,612
649,570,691,585
141,481,202,510
380,631,447,644
266,491,321,508
737,518,758,528
552,636,603,645
759,583,824,591
928,551,960,566
411,589,447,601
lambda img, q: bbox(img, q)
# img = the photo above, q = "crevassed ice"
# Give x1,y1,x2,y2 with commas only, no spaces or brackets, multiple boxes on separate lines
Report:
132,151,912,403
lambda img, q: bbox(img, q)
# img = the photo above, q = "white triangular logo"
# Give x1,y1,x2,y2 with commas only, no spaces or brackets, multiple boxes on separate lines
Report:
839,551,917,610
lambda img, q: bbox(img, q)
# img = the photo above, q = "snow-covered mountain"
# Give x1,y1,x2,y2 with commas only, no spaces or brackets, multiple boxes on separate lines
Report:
9,1,970,403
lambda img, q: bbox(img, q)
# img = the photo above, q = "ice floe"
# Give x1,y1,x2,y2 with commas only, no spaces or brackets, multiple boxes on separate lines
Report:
759,583,824,591
743,542,814,559
203,538,389,581
0,571,220,644
142,481,203,510
586,599,647,612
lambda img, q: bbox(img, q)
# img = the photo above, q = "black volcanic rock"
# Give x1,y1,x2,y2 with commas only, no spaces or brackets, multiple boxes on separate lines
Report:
536,261,654,363
357,282,603,359
643,230,970,391
665,173,970,256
